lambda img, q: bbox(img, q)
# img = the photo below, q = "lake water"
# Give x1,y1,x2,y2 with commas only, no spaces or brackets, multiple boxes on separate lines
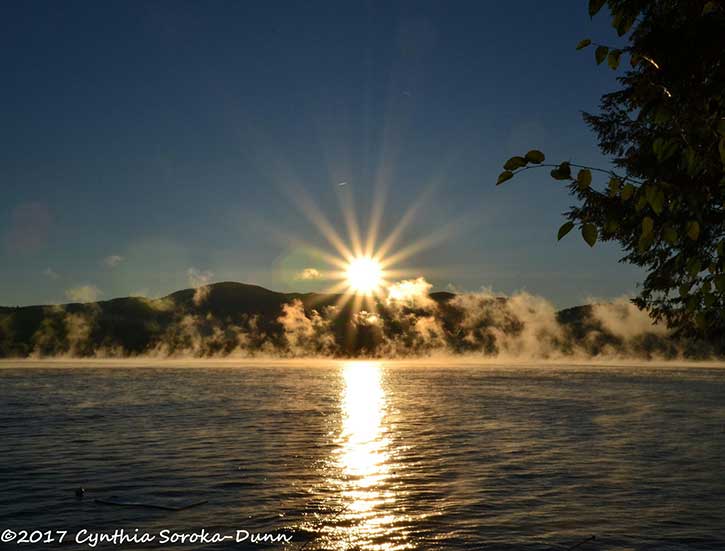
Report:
1,361,724,550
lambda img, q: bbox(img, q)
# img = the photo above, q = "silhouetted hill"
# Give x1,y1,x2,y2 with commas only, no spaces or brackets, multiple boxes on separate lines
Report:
0,282,719,358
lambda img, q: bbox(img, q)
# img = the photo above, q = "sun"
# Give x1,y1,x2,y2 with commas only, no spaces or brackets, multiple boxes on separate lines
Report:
346,257,383,295
276,180,454,313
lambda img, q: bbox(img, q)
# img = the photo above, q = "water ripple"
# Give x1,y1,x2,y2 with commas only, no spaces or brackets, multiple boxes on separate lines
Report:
0,362,724,550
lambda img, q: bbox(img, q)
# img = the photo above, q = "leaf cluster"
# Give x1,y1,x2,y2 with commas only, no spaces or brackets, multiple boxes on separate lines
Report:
497,0,725,337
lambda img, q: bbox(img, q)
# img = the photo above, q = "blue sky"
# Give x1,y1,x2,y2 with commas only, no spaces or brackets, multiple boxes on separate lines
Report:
0,0,642,307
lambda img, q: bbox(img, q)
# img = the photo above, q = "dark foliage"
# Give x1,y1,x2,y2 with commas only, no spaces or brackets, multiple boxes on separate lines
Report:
498,1,725,338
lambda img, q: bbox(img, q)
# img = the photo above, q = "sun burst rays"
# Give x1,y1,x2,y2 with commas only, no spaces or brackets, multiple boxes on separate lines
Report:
269,176,467,324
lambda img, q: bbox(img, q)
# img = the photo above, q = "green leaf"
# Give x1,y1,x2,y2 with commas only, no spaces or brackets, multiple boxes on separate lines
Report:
703,1,719,15
620,15,635,35
717,118,725,137
644,185,655,203
497,171,514,185
589,0,606,17
688,259,702,278
503,156,527,170
607,177,621,196
719,138,725,164
715,275,725,293
683,146,700,176
576,169,592,190
704,293,716,308
649,189,665,215
550,162,572,181
638,233,653,252
642,216,654,237
621,184,635,200
524,150,545,164
581,223,597,247
653,137,679,162
595,46,609,65
604,219,619,234
663,226,678,245
662,141,678,161
607,50,621,70
635,194,648,212
686,221,700,241
654,106,671,125
612,11,635,36
611,11,622,31
557,221,575,241
630,53,640,67
576,39,592,50
679,284,690,298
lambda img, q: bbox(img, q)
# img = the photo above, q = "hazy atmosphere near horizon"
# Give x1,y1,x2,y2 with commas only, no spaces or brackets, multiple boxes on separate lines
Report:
2,0,642,308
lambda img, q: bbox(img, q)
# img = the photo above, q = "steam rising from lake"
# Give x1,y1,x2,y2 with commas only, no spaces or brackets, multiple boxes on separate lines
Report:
5,277,718,360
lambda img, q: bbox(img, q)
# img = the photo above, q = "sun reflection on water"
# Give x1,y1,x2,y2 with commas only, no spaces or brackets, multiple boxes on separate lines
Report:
321,361,411,550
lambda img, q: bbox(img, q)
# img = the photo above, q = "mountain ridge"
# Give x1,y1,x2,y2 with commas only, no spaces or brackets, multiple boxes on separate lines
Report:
0,282,719,358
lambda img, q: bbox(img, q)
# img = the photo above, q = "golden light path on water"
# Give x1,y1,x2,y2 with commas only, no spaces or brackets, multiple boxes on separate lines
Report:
323,361,413,550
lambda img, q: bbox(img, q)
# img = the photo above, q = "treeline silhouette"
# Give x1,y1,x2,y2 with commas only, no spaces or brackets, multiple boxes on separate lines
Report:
0,282,720,358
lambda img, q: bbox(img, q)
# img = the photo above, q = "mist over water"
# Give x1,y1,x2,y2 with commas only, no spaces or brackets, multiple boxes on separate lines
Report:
4,279,719,360
1,361,724,550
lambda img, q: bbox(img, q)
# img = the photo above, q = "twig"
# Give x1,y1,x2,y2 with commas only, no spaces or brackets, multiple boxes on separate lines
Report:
512,163,644,186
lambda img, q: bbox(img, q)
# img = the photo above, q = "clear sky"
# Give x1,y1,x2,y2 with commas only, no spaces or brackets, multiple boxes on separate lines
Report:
0,0,642,308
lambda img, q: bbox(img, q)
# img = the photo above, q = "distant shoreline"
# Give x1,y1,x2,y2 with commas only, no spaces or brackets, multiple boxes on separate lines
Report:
2,357,725,369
